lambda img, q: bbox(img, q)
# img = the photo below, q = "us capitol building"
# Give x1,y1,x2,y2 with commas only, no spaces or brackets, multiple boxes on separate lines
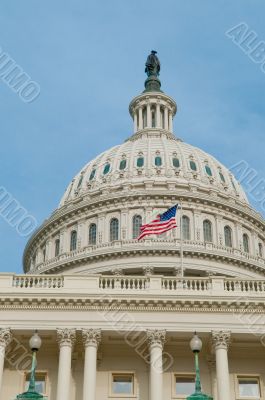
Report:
1,52,265,400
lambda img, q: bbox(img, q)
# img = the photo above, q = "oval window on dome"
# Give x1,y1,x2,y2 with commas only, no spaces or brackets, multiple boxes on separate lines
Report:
190,161,197,171
119,159,127,170
89,169,96,181
103,163,111,175
219,172,225,183
205,165,212,176
137,157,144,168
155,156,162,167
172,158,180,168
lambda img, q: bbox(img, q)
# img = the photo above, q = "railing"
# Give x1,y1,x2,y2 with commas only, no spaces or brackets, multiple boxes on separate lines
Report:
3,274,265,296
162,277,211,291
12,275,64,288
32,238,265,274
224,279,265,293
99,276,148,290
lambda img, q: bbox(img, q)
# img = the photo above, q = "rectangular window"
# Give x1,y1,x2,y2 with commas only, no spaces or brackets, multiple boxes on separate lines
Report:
24,372,47,395
112,373,134,395
173,374,195,397
238,376,261,398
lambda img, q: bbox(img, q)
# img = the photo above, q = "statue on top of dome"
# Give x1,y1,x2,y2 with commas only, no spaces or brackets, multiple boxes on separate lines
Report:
145,50,160,77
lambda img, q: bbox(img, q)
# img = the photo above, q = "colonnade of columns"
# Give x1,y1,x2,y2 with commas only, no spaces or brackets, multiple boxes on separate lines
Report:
0,328,232,400
133,102,174,133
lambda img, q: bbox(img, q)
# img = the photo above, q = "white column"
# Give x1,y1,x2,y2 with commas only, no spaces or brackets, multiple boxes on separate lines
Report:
147,103,151,128
168,111,173,132
156,103,161,128
139,107,143,129
82,329,101,400
212,331,231,400
0,328,12,394
147,329,166,400
56,328,76,400
164,107,169,130
134,110,138,133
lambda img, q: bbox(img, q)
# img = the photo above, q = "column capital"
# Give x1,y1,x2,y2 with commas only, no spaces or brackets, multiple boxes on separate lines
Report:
147,329,166,349
212,330,231,351
0,328,12,348
57,328,76,347
82,328,101,348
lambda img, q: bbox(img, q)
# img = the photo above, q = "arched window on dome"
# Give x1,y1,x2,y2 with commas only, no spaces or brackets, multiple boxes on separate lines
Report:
243,233,249,253
55,238,60,257
89,223,97,245
224,226,232,248
190,161,197,171
203,219,213,242
181,216,190,240
42,246,46,262
259,242,263,257
70,230,77,251
132,215,142,239
110,218,119,241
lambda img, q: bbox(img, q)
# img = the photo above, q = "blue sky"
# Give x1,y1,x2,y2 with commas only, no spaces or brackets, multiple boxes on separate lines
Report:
0,0,265,273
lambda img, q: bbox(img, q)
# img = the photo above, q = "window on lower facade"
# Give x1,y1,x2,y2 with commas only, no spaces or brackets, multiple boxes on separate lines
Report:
112,373,134,395
237,376,261,398
175,375,195,396
25,372,47,395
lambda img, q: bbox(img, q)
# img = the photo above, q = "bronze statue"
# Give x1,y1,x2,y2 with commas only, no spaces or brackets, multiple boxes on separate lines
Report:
145,50,160,77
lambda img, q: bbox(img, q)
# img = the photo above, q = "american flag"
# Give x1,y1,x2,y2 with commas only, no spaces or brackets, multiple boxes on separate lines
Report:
137,205,178,240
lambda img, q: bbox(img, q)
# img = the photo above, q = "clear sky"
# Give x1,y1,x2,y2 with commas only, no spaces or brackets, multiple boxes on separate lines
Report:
0,0,265,273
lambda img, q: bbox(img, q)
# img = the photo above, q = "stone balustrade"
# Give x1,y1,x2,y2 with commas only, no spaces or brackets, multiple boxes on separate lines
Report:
30,238,265,275
0,274,264,297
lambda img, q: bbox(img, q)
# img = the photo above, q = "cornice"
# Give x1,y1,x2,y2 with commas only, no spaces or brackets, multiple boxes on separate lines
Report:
0,296,264,313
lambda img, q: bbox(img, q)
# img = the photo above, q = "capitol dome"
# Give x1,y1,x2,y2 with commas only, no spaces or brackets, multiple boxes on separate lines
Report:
23,56,265,279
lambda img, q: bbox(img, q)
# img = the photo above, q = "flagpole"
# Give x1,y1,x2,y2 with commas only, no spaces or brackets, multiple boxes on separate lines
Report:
179,202,184,278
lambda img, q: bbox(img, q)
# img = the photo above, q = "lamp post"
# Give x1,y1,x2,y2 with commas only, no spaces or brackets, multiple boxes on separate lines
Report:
187,333,213,400
16,331,46,400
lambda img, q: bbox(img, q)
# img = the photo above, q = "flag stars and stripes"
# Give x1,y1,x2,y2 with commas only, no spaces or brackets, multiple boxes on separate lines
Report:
137,205,178,240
